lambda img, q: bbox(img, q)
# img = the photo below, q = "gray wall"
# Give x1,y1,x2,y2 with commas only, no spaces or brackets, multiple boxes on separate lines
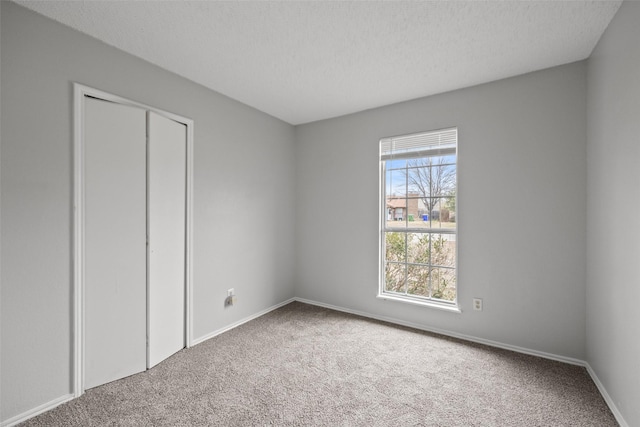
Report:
586,1,640,426
295,62,588,359
0,2,295,421
4,0,639,424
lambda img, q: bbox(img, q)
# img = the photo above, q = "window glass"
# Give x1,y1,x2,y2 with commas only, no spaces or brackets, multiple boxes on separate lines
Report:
380,128,457,307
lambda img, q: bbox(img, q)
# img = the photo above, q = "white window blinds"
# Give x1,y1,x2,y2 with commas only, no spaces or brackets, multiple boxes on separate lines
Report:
380,127,457,161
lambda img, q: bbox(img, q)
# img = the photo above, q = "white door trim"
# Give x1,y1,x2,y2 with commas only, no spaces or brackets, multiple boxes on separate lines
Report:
73,83,195,397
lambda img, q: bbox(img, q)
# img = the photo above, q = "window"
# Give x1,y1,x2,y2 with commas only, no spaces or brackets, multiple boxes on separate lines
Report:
379,128,458,309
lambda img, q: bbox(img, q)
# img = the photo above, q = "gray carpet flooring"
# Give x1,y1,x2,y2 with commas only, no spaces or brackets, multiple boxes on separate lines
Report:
23,302,617,426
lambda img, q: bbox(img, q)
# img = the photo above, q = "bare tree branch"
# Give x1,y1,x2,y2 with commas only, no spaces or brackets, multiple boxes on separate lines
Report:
403,157,455,213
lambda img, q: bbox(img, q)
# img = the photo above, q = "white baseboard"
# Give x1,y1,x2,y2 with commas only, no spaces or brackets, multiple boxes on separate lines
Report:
4,297,628,427
293,297,585,366
585,363,629,427
3,298,295,426
1,394,74,427
294,297,632,426
191,298,295,346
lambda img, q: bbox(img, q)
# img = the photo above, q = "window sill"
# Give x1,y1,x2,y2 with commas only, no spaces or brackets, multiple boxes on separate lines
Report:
377,293,462,313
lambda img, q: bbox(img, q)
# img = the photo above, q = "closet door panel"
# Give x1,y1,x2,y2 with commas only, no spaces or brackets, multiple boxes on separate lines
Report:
147,111,186,368
84,97,147,389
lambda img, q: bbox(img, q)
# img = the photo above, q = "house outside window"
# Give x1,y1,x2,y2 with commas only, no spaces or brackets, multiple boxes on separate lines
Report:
379,128,458,310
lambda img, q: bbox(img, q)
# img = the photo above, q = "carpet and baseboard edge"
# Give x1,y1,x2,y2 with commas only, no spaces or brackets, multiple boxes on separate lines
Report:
293,297,629,427
0,298,296,427
585,363,629,427
2,296,628,427
191,297,296,346
1,394,75,427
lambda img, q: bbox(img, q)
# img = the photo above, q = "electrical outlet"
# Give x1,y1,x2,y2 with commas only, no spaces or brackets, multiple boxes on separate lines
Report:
473,298,483,311
225,289,236,307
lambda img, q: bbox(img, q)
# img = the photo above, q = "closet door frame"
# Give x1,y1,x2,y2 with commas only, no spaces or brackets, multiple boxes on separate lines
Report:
72,83,194,397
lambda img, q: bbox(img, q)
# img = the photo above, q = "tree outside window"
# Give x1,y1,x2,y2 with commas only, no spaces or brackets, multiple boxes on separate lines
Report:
380,128,457,306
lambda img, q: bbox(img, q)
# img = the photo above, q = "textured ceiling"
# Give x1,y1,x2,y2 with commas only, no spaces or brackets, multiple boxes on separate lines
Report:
16,1,621,125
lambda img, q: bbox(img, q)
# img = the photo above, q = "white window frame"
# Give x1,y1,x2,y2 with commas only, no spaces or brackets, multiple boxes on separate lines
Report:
377,127,460,313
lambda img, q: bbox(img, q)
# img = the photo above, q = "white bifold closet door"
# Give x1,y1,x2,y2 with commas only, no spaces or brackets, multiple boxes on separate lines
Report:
84,98,186,389
146,111,186,369
84,97,147,389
